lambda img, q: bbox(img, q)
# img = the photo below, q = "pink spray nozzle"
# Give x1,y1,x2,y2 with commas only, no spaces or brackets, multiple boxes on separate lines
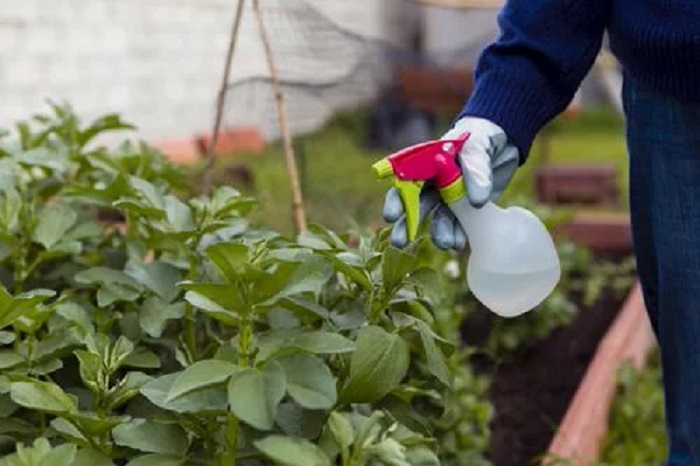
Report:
372,132,470,241
375,132,469,189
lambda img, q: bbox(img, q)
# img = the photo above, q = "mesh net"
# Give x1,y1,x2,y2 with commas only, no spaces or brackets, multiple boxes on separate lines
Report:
223,1,393,140
221,0,500,141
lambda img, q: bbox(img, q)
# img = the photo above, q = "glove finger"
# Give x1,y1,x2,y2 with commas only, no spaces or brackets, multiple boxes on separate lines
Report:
460,146,493,208
390,217,409,249
490,145,520,201
453,216,468,250
382,188,404,222
419,188,442,221
431,204,456,250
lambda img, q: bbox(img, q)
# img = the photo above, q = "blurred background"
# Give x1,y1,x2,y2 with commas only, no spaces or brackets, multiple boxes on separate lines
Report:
0,1,663,465
0,0,629,231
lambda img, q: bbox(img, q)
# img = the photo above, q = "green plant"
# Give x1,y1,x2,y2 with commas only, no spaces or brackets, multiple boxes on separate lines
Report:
598,351,667,466
0,104,491,465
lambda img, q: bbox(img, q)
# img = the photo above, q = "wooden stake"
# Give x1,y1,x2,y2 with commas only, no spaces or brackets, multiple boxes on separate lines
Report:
252,0,308,234
203,0,246,196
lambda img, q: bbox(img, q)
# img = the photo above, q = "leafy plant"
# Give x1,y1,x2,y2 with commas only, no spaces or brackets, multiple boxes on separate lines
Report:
598,351,667,466
0,104,491,465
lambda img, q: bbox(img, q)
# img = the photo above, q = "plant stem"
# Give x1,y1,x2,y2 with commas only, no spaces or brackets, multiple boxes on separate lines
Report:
238,316,253,368
252,0,307,234
221,412,239,466
184,252,199,362
203,0,246,195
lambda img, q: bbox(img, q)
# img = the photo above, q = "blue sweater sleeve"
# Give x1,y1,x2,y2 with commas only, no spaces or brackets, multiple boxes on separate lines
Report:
457,1,610,162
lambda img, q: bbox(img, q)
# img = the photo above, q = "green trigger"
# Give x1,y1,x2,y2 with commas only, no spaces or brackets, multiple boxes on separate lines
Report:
394,179,424,241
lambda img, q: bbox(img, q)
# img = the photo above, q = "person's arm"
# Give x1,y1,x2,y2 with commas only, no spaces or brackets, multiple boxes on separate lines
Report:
458,0,610,162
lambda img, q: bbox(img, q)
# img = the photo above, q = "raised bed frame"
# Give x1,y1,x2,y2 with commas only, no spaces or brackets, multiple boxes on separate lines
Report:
543,283,655,465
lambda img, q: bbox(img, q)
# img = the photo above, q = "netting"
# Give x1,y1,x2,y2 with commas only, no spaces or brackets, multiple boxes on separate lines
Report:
221,0,499,141
220,0,622,144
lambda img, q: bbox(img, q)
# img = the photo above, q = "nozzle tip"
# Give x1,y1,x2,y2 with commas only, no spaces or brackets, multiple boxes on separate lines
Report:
372,159,393,179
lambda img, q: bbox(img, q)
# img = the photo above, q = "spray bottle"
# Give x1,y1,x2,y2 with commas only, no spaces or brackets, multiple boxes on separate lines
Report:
372,132,560,318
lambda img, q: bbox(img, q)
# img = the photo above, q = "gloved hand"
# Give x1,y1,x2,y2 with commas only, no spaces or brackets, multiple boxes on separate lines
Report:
382,116,520,250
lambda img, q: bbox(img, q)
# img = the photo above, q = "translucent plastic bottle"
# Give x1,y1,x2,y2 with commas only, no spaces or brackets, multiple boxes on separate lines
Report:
448,196,561,318
372,132,560,318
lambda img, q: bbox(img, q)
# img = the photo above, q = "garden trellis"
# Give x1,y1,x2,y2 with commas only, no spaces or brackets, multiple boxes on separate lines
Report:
204,0,413,232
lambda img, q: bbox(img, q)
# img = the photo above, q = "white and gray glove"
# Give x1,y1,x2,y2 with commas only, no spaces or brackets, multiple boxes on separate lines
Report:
382,117,520,250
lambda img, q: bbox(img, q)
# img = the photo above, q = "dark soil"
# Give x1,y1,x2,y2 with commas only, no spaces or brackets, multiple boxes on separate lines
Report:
469,290,624,466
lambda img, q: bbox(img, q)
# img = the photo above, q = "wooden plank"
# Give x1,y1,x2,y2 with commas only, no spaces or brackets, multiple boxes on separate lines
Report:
543,283,656,465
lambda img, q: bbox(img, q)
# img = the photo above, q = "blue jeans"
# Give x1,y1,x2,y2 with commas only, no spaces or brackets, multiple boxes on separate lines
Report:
623,75,700,465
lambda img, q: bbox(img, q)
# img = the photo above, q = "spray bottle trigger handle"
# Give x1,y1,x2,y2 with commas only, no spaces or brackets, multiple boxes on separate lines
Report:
394,179,424,241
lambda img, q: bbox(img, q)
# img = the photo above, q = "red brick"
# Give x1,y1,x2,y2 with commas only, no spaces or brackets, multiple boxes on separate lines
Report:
195,126,266,158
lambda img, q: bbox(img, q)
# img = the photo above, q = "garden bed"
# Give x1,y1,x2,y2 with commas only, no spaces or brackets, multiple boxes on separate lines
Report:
483,289,625,466
458,249,635,466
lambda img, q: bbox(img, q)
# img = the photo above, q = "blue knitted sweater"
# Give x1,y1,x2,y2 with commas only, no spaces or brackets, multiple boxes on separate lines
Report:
458,1,700,162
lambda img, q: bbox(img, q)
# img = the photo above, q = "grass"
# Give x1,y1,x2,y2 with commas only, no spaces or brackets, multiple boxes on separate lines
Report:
200,106,627,234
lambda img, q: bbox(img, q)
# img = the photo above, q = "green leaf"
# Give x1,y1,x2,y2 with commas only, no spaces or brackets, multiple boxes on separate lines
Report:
125,454,181,466
167,359,238,402
75,267,142,306
74,350,101,389
75,267,140,288
113,419,188,456
180,284,248,318
292,332,355,355
279,297,329,321
24,440,77,466
128,176,166,211
33,204,78,249
0,188,20,233
274,402,327,439
257,257,332,308
0,418,33,436
139,297,185,338
183,291,237,326
406,267,442,301
108,372,152,409
205,242,249,281
277,353,336,409
63,411,127,438
0,438,75,466
73,449,114,466
55,302,93,336
125,261,181,302
256,330,355,362
327,411,355,452
405,446,440,466
254,435,331,466
382,247,416,293
0,287,55,329
141,373,228,413
164,195,195,232
416,322,451,387
0,352,23,369
341,326,410,404
50,417,88,444
123,348,161,369
107,335,135,371
228,361,286,431
0,331,14,345
33,328,80,362
63,221,102,242
330,252,371,290
366,438,410,466
10,380,76,413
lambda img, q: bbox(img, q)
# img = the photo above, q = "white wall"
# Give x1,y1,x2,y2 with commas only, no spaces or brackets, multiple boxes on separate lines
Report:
0,0,416,143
